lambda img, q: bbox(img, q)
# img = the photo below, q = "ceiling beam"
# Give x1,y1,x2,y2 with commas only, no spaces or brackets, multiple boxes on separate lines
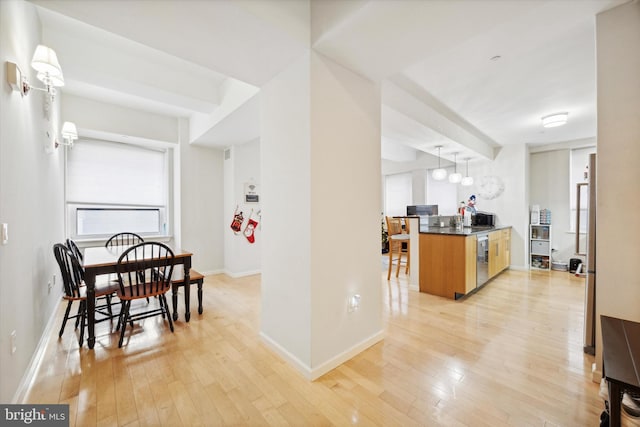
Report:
383,76,498,161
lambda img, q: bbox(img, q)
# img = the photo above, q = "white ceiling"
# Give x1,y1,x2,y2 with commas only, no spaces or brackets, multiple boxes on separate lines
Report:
30,0,628,164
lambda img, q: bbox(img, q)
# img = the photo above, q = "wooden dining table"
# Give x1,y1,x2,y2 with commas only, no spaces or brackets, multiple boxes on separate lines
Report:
83,245,193,349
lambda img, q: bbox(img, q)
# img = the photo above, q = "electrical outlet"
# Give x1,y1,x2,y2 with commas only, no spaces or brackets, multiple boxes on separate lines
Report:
348,294,361,313
10,330,16,354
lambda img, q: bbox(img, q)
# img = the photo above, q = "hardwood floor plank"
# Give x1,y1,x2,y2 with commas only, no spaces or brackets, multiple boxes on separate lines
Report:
22,270,640,426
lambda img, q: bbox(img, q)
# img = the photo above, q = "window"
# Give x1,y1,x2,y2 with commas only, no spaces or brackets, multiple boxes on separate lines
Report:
569,146,596,232
384,173,412,217
66,139,169,240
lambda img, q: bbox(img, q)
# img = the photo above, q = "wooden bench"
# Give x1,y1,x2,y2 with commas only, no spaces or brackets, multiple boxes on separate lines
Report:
171,265,205,321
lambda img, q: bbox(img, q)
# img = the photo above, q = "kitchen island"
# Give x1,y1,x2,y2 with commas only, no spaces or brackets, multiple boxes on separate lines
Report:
419,225,511,299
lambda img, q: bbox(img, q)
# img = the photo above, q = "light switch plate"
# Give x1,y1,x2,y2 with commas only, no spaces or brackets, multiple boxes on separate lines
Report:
1,223,7,244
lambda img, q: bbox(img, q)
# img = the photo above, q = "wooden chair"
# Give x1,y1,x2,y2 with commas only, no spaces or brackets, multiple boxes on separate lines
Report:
105,232,144,248
66,237,117,328
386,216,410,280
66,238,83,262
53,243,119,346
171,265,205,318
115,242,174,348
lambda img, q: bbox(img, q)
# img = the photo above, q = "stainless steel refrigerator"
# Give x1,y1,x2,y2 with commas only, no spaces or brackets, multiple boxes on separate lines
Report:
577,153,596,355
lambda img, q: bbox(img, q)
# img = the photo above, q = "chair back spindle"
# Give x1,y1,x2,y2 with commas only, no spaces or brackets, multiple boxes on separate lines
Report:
105,232,144,248
117,242,174,298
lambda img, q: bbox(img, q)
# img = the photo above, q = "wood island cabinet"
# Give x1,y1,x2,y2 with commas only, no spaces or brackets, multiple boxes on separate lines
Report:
488,228,511,279
419,234,477,299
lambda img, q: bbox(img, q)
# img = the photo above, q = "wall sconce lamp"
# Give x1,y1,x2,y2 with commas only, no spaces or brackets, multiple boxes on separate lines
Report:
58,121,78,148
6,45,64,100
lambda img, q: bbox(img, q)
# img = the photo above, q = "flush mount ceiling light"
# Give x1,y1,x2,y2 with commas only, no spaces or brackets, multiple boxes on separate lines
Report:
448,152,462,184
461,158,474,187
431,145,447,181
541,112,568,128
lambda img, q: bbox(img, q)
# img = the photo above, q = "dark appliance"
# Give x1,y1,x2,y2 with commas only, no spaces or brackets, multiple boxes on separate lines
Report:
476,234,489,288
406,204,438,216
569,258,582,274
472,212,495,227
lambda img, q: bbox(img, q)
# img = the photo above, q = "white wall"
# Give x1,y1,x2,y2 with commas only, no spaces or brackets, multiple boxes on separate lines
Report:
594,1,640,375
309,51,383,370
260,52,312,368
530,149,581,264
260,50,383,378
179,124,225,275
223,139,261,277
462,145,529,268
0,0,65,402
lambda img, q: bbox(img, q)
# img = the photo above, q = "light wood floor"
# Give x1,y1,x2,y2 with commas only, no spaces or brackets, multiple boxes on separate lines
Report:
24,268,640,426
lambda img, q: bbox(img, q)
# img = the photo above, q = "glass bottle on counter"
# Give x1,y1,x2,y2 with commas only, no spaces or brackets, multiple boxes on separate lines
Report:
455,214,463,230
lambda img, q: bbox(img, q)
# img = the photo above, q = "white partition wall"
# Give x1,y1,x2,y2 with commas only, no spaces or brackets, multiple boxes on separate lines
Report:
260,50,383,379
594,0,640,379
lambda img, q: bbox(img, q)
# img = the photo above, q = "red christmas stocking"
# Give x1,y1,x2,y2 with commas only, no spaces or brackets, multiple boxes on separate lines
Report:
230,210,244,234
243,218,258,243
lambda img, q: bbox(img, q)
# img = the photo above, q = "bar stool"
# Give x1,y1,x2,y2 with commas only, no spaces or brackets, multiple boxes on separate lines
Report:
386,217,410,280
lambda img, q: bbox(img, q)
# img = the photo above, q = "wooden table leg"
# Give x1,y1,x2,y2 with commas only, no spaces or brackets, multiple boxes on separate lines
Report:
85,271,96,349
172,283,179,321
609,381,621,427
197,280,203,315
184,270,191,322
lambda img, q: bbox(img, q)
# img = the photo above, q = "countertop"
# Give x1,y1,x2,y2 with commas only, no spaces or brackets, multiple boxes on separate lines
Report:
419,225,511,236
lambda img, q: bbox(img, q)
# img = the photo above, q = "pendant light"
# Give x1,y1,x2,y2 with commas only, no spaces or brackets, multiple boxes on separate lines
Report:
448,152,462,183
432,145,447,181
461,157,474,186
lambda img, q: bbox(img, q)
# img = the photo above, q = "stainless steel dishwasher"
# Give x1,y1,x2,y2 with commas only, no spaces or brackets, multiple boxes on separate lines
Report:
477,233,489,288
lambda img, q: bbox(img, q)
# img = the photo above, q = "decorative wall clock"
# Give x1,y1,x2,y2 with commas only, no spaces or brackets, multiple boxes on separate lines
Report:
477,175,505,200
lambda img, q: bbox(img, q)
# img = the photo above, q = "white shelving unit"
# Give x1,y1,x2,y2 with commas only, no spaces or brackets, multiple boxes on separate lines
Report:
530,224,552,270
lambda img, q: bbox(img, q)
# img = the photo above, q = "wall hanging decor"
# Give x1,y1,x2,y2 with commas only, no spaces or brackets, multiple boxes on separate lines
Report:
244,182,259,203
230,206,244,234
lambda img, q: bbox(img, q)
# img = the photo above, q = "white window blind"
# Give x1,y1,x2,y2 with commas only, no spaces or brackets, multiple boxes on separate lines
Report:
66,139,168,239
67,139,166,206
385,173,412,217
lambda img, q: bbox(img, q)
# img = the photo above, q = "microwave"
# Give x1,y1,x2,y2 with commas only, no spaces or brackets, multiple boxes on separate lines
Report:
472,212,495,227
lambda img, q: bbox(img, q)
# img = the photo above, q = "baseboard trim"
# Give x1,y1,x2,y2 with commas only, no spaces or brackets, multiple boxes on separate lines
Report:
260,329,385,381
309,330,385,380
224,269,261,278
12,297,61,404
199,268,224,277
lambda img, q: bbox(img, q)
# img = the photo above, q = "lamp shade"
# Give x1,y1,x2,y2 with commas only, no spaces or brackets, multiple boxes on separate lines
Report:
61,122,78,140
432,168,447,181
541,112,568,128
31,45,62,77
449,172,463,184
